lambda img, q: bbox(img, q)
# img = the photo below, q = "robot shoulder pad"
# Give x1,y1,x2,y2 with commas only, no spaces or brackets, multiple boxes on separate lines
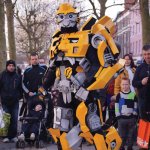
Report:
80,17,96,31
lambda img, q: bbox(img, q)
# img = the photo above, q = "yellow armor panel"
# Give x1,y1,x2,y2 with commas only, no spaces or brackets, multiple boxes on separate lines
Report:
93,16,115,35
87,59,125,90
56,68,61,79
56,3,77,15
80,132,93,144
57,31,89,57
48,128,60,143
76,102,89,133
91,24,119,56
60,132,71,150
94,134,107,150
97,41,107,67
64,67,72,79
97,100,104,125
106,127,122,150
50,36,61,59
76,66,84,73
80,16,94,31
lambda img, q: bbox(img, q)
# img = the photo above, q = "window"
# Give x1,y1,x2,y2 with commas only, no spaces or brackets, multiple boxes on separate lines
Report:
136,23,138,34
136,41,138,54
139,40,141,53
139,23,141,32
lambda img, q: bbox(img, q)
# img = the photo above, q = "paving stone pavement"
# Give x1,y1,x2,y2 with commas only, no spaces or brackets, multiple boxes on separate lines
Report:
0,140,95,150
0,139,140,150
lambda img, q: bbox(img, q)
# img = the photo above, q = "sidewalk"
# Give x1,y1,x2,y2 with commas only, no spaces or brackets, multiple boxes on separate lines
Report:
0,140,95,150
0,138,140,150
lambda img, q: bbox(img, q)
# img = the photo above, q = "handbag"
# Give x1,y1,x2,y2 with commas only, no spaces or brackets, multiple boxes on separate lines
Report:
137,119,150,149
0,106,11,136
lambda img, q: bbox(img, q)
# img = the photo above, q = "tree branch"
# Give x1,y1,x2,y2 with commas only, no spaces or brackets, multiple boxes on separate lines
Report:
88,0,99,19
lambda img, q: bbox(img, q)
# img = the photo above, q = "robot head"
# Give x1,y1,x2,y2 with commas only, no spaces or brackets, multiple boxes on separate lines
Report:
56,3,79,28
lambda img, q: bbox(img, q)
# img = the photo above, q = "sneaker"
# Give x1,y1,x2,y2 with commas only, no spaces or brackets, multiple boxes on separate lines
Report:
18,134,25,141
30,133,35,140
11,137,18,142
3,138,10,143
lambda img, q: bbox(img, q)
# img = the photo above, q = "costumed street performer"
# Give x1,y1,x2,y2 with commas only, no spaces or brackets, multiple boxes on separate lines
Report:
39,3,125,150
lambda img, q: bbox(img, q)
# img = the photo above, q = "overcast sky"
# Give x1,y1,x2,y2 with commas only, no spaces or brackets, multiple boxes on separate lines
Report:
49,0,125,20
106,0,124,19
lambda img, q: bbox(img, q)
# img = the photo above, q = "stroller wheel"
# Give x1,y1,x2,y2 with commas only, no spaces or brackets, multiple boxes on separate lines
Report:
16,141,25,148
36,140,44,148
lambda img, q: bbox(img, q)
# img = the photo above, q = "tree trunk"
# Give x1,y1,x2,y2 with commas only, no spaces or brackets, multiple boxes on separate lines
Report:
139,0,150,45
0,0,7,72
98,0,107,18
5,0,16,60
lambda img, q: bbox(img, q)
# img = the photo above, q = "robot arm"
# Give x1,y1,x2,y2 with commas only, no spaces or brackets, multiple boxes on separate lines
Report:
38,60,57,100
86,16,125,91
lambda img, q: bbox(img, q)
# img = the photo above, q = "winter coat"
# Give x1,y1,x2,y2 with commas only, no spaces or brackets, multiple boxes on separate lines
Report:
132,62,150,114
22,64,47,97
0,70,22,105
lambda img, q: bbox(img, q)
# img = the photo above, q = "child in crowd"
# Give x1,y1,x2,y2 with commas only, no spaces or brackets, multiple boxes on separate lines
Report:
115,77,138,150
18,99,45,141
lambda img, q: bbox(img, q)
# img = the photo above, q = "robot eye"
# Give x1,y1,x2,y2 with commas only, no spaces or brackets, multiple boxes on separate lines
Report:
69,14,73,18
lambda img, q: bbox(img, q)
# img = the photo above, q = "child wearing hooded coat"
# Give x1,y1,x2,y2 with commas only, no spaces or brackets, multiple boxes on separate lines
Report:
18,99,45,141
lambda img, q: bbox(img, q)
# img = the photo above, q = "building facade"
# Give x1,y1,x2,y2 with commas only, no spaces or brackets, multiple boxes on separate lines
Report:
115,0,144,62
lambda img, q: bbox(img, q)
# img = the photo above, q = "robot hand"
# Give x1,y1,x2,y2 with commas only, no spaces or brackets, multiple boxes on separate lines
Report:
38,86,47,100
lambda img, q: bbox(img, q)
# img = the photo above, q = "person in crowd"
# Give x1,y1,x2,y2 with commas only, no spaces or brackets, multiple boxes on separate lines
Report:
115,77,138,150
18,99,45,141
16,66,22,76
0,60,22,143
104,79,117,127
132,44,150,122
114,54,136,95
22,52,47,106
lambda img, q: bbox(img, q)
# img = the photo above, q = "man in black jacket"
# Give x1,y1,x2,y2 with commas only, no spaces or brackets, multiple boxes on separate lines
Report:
22,53,47,105
133,44,150,122
0,60,22,143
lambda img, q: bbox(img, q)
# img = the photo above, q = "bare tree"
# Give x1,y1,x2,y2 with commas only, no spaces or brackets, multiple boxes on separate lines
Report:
88,0,106,19
75,0,137,19
15,0,56,60
0,0,7,72
5,0,17,60
139,0,150,45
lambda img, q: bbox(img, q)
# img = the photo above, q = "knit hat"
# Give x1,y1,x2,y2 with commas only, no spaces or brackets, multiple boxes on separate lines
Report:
6,60,16,68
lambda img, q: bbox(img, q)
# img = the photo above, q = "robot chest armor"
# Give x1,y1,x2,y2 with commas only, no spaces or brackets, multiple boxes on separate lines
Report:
50,31,90,58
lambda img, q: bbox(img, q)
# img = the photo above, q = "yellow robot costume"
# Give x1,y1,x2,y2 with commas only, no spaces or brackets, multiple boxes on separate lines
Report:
42,3,124,150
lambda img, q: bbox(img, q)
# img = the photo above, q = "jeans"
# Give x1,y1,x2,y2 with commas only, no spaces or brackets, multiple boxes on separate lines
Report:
118,117,136,147
138,97,150,121
2,102,19,139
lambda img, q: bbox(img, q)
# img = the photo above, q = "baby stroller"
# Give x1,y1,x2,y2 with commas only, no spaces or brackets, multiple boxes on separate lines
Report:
16,98,49,148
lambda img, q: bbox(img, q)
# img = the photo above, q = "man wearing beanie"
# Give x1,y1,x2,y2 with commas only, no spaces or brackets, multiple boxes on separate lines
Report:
0,60,22,143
